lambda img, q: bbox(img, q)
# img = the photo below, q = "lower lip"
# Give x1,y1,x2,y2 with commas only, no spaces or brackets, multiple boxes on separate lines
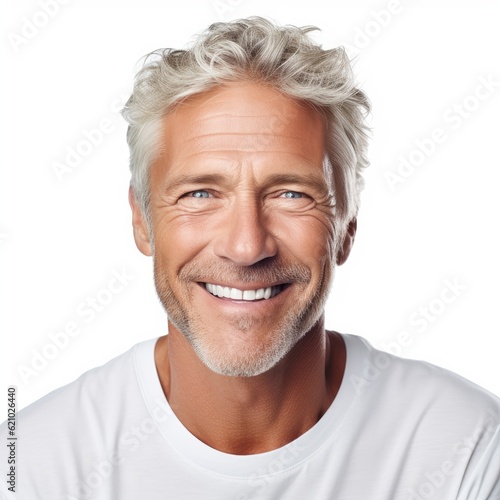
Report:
197,283,291,309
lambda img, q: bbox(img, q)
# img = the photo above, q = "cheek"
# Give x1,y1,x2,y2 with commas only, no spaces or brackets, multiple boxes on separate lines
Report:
152,215,212,272
272,213,335,268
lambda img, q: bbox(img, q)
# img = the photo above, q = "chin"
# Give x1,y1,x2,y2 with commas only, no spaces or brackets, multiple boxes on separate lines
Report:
187,309,324,378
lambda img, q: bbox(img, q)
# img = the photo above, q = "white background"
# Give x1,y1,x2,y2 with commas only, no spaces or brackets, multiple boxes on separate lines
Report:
1,0,499,411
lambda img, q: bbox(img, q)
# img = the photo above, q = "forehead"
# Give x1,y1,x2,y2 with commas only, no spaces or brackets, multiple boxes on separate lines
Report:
154,81,327,176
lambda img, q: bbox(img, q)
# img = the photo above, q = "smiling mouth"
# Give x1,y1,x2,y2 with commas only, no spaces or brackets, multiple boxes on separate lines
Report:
202,282,289,301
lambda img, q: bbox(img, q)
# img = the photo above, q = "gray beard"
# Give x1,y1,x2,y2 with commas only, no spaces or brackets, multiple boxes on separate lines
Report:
153,258,334,377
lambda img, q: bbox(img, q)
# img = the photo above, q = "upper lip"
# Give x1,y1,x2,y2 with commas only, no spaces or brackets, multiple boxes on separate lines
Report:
199,281,289,290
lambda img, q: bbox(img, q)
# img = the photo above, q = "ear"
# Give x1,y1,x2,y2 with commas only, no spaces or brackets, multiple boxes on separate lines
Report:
336,218,357,266
128,186,153,257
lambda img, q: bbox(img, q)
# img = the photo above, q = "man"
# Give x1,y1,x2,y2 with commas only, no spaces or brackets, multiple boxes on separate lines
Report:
1,16,499,500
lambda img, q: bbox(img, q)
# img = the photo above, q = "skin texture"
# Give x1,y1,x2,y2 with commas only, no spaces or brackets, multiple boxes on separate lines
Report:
129,81,356,454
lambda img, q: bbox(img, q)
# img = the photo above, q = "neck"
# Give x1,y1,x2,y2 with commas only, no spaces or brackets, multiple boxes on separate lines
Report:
154,318,346,455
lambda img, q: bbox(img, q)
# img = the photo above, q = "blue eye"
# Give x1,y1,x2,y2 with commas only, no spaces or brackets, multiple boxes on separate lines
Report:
282,191,303,199
189,190,211,198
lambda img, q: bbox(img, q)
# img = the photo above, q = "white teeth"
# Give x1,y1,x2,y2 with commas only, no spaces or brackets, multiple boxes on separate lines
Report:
204,283,284,301
242,290,256,300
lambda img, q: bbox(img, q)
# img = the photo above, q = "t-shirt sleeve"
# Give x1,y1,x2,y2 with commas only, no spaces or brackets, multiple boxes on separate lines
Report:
457,423,500,500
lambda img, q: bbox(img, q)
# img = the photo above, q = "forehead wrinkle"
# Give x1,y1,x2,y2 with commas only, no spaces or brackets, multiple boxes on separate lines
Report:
176,152,326,189
183,134,309,152
181,149,324,167
159,82,328,186
193,112,282,120
188,133,303,138
185,116,299,138
181,128,323,156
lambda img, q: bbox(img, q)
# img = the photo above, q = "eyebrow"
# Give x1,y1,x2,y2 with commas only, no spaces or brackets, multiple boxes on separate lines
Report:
260,173,328,193
165,174,229,193
165,172,329,193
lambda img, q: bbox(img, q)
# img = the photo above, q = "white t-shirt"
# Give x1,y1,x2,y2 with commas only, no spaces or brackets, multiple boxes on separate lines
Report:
1,334,499,500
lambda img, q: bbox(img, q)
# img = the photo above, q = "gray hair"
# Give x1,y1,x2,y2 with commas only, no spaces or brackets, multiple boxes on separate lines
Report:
121,16,371,231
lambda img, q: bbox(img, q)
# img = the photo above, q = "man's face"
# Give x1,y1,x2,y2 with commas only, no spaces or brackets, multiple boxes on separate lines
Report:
133,82,346,377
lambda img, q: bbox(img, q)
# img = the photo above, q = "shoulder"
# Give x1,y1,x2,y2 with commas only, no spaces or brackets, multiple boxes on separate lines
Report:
342,333,500,432
0,338,159,498
336,333,500,498
1,338,156,439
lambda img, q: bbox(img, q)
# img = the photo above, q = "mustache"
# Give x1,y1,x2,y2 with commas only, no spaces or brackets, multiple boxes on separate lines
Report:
179,258,311,285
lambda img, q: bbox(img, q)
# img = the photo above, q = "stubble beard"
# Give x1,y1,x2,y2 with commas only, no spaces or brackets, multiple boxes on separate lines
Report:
153,257,335,377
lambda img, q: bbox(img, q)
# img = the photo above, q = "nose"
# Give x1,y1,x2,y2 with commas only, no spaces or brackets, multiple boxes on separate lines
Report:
213,197,278,266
